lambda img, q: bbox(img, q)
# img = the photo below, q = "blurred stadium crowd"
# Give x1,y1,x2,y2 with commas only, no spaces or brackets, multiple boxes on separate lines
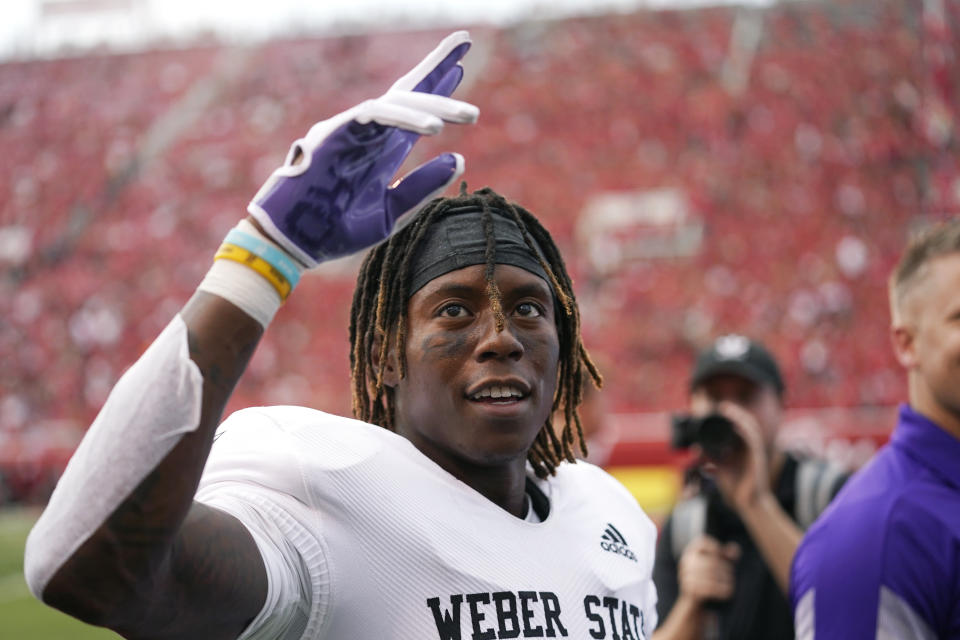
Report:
0,0,957,503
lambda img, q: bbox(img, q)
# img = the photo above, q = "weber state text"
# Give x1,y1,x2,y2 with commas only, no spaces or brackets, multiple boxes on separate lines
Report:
427,590,647,639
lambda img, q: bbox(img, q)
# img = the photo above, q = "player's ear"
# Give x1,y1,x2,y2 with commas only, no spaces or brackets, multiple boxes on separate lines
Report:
890,323,918,370
370,329,401,388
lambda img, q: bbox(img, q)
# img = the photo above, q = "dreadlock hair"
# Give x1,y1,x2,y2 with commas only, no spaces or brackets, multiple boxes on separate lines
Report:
349,186,602,478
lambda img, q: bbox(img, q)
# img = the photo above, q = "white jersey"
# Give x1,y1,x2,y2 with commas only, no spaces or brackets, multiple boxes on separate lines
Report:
195,406,658,640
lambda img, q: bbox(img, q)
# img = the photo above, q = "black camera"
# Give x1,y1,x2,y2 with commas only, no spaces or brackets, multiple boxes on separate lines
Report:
670,412,745,462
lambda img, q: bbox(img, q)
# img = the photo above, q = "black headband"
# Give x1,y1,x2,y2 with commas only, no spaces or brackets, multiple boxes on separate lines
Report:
407,204,550,297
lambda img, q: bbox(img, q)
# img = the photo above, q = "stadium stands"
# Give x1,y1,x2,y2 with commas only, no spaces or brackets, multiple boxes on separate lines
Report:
0,0,957,502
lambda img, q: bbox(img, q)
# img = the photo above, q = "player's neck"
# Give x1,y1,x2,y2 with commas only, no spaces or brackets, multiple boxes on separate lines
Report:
909,382,960,441
464,464,530,518
427,449,530,517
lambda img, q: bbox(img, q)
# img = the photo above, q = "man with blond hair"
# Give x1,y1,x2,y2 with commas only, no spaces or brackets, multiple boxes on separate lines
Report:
790,219,960,639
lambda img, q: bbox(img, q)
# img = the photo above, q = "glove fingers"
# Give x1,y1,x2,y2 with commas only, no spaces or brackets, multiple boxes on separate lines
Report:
386,152,464,225
381,91,479,125
391,31,472,94
295,109,360,163
354,99,444,135
251,33,475,265
410,44,470,95
431,64,465,100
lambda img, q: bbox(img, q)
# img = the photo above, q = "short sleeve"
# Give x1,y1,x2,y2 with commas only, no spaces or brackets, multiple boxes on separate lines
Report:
200,488,321,640
196,411,330,640
640,573,659,637
652,515,679,628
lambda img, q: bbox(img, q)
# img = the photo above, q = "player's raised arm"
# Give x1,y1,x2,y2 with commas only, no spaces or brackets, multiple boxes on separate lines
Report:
23,31,477,640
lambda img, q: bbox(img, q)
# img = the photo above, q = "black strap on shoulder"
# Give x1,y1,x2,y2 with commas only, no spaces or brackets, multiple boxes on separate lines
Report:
793,457,847,530
669,495,707,561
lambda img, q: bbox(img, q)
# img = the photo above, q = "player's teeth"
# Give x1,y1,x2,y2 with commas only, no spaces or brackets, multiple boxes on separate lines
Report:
471,385,524,400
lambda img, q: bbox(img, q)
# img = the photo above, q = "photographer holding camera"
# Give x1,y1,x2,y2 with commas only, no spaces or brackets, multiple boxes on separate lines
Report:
652,335,847,640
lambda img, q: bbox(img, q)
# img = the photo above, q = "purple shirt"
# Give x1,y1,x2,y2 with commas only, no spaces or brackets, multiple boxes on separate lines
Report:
790,405,960,639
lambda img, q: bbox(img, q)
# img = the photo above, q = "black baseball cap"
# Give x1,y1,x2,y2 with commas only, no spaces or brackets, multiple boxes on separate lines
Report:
690,334,785,394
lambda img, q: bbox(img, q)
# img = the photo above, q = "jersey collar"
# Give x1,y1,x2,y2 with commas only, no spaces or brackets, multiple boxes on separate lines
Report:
893,404,960,490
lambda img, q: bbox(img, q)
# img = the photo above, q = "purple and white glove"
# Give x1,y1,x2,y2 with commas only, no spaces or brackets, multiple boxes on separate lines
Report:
248,31,479,267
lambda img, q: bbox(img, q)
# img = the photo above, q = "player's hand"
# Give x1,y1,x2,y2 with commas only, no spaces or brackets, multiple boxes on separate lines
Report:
248,31,479,267
702,401,771,512
677,535,740,604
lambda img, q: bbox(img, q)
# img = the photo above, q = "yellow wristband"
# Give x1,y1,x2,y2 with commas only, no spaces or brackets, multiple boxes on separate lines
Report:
214,243,292,301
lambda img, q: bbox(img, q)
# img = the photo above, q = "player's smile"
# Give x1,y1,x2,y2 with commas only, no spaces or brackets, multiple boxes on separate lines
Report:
390,263,559,472
466,377,531,414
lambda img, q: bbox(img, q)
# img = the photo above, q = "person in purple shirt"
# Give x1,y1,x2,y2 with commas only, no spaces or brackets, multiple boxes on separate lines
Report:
790,219,960,639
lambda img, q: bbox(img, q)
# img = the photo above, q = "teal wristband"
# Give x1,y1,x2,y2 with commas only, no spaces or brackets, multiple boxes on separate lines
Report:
224,229,302,289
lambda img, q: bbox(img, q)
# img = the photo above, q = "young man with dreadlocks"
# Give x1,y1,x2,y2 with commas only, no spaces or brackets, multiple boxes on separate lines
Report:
24,32,658,640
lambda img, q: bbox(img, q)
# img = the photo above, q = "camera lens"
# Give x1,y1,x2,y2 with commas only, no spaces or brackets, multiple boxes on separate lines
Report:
697,413,744,462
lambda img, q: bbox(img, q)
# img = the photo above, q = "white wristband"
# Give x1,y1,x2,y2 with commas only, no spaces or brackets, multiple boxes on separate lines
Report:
197,220,305,328
198,259,282,328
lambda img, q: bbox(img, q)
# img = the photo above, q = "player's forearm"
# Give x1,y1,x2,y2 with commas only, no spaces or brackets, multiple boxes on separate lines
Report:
95,293,263,567
181,290,265,403
739,492,802,594
24,292,263,628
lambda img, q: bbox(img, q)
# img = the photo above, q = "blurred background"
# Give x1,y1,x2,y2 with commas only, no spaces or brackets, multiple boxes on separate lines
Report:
0,0,957,636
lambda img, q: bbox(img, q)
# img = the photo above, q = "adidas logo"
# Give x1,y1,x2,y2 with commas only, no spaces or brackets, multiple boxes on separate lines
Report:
600,523,638,562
